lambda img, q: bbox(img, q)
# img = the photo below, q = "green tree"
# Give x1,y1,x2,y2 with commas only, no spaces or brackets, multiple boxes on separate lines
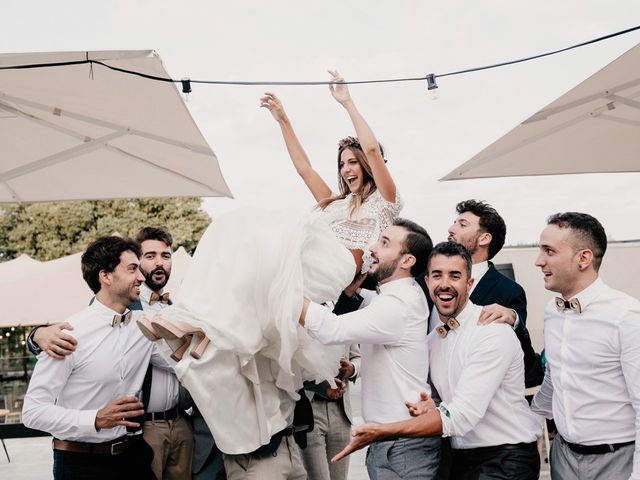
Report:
0,197,211,261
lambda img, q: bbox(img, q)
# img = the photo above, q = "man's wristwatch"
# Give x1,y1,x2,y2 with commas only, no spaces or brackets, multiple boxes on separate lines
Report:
27,326,43,356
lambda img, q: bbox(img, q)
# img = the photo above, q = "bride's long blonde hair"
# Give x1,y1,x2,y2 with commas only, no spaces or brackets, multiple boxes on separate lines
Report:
317,137,384,217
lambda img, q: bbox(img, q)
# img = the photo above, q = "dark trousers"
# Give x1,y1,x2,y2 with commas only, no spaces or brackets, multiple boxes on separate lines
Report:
450,442,540,480
53,437,155,480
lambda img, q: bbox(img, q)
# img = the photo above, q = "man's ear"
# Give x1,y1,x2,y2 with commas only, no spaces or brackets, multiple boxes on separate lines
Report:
478,232,492,248
467,276,475,291
98,270,112,288
403,254,416,271
576,249,594,271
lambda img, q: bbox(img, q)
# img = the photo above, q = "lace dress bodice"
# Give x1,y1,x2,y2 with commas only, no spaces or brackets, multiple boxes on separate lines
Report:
320,189,403,272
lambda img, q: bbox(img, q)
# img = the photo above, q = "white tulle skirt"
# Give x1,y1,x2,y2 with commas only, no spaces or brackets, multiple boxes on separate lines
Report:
161,208,355,454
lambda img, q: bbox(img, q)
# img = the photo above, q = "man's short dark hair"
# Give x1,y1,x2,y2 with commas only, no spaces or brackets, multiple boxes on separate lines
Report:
135,227,173,248
547,212,607,270
81,236,141,294
456,200,506,260
427,241,473,278
394,218,433,276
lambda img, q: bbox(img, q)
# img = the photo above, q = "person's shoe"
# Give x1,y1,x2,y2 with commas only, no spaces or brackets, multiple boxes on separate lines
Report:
137,314,161,341
151,317,210,360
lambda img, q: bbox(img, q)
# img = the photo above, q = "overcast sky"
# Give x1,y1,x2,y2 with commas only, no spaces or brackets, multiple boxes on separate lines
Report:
2,1,640,244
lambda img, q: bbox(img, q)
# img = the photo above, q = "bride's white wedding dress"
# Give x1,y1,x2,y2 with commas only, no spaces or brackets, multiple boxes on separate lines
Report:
153,190,402,453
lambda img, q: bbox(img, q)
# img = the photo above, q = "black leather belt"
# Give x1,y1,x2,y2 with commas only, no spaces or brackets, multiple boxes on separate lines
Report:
562,436,634,455
144,406,178,422
455,441,538,456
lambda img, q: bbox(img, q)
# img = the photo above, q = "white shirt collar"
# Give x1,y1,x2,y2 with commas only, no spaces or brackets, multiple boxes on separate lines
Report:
446,299,476,328
91,297,129,325
139,283,155,305
471,261,489,284
569,277,604,312
378,276,416,293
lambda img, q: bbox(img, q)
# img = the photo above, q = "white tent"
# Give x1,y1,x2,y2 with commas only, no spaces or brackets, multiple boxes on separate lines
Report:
442,42,640,180
0,247,191,327
0,50,232,202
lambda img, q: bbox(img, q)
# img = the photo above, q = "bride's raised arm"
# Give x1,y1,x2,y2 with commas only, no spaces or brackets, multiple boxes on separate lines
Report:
328,70,397,204
260,92,332,203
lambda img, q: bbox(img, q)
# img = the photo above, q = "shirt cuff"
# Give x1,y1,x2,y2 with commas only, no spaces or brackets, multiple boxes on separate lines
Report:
305,302,327,334
438,404,453,438
79,409,100,434
349,361,358,380
512,311,520,330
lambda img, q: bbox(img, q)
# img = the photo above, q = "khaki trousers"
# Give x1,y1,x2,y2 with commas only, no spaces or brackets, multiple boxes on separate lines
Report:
223,435,307,480
143,412,194,480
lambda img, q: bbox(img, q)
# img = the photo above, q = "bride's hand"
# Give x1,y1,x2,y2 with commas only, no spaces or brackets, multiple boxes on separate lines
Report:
328,70,351,105
260,92,287,122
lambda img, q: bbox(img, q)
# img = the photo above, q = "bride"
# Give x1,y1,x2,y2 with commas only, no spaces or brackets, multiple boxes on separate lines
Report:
142,71,402,453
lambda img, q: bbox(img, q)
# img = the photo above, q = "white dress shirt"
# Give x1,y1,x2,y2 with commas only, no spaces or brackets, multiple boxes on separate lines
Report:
531,278,640,478
22,299,170,442
430,301,541,449
138,283,180,413
305,276,430,424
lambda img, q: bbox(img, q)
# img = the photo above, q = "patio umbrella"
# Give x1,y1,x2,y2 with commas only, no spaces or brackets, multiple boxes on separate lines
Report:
441,42,640,180
0,50,232,202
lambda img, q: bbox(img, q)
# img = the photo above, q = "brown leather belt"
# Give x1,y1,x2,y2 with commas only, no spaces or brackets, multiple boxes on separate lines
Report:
52,436,134,455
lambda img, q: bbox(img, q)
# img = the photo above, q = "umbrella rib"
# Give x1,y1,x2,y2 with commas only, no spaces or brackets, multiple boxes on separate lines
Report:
607,94,640,111
523,77,640,124
595,114,640,127
0,92,212,156
0,181,22,202
103,144,229,196
0,100,92,142
0,130,128,183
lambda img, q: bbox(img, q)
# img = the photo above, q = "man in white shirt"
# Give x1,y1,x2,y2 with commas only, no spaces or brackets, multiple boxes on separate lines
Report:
299,218,440,480
531,212,640,480
30,227,200,480
332,241,541,480
22,236,164,480
134,227,195,480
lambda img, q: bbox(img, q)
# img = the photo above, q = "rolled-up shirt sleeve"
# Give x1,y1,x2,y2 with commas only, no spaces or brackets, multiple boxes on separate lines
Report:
531,363,554,419
305,294,407,346
22,353,98,438
440,326,519,437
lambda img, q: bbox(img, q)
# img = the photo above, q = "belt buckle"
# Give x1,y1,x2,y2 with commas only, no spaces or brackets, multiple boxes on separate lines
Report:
110,439,127,455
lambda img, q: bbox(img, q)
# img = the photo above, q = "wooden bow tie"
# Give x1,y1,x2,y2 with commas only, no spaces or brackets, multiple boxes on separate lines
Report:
149,292,170,305
112,310,133,327
436,317,461,338
555,297,582,314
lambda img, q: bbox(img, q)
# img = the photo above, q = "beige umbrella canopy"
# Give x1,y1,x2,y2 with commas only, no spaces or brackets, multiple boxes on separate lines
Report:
441,42,640,180
0,50,232,202
0,247,191,327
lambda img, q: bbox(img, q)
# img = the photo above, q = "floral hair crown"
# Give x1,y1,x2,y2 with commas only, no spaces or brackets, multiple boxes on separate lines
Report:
338,136,361,150
338,136,387,163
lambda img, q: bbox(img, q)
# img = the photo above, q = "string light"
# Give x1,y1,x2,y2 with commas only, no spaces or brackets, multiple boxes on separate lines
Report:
1,24,639,96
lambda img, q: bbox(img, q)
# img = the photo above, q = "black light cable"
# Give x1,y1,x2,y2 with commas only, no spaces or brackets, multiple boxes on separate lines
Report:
1,24,639,93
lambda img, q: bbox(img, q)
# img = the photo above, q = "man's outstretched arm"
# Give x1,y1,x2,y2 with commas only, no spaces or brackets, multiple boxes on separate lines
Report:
331,408,443,463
